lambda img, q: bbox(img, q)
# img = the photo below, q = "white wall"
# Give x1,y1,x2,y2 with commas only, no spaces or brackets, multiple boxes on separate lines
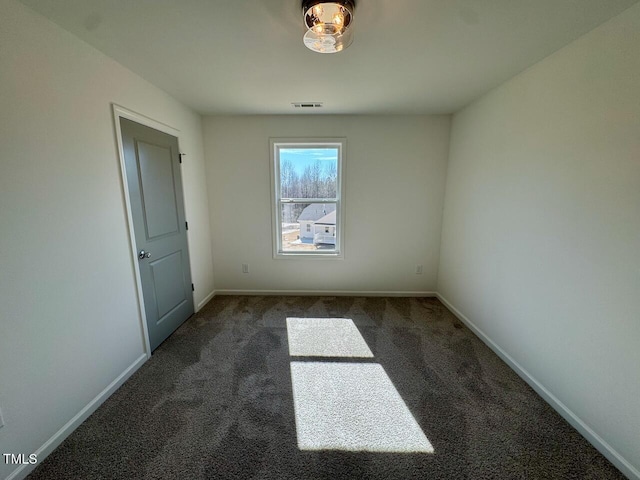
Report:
0,1,214,478
438,4,640,477
204,115,450,294
300,221,313,240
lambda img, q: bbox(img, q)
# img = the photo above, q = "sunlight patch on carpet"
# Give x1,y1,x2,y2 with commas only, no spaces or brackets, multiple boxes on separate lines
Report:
290,362,434,453
286,318,374,358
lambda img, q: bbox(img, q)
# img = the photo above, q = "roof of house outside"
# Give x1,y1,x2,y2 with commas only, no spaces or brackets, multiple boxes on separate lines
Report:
315,210,336,226
297,203,336,222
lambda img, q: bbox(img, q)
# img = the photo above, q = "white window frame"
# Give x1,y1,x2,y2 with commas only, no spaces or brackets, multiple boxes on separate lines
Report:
270,138,346,259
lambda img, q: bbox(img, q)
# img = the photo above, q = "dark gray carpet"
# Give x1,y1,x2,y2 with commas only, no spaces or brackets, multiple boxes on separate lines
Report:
28,296,624,479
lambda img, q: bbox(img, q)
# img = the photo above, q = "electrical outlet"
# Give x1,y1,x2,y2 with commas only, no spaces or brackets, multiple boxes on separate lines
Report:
0,406,5,429
415,264,423,275
242,263,249,274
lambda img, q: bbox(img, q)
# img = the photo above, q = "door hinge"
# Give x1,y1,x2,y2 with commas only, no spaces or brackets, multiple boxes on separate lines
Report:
185,221,189,230
179,153,185,163
191,283,195,292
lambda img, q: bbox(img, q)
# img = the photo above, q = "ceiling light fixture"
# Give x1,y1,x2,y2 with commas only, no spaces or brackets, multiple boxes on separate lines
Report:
302,0,355,54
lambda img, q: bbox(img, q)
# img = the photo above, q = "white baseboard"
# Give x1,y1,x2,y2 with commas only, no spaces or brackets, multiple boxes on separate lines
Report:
213,289,437,297
196,289,216,311
6,354,148,480
436,293,639,480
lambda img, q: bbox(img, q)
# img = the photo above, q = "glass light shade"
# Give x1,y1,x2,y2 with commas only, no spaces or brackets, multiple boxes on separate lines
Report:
302,1,354,53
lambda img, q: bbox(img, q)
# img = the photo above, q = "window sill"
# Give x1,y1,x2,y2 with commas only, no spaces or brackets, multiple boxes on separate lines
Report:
275,251,344,260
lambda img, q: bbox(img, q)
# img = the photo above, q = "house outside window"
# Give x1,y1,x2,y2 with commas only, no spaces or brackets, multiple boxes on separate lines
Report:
270,138,345,258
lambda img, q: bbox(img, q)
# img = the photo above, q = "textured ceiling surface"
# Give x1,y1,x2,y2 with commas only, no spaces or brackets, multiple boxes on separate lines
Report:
19,0,639,114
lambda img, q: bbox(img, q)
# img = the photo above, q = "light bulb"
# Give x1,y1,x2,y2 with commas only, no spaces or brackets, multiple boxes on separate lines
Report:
302,1,354,53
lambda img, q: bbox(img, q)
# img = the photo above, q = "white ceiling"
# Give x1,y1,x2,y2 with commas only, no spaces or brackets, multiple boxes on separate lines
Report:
19,0,638,115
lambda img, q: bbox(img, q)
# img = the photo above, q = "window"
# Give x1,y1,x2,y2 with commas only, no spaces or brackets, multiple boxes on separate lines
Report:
270,138,345,257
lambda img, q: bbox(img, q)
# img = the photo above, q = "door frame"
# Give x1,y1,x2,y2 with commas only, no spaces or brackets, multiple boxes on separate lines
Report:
112,103,191,358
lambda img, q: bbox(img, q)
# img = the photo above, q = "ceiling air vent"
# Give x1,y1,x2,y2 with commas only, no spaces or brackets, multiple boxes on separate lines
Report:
292,102,323,108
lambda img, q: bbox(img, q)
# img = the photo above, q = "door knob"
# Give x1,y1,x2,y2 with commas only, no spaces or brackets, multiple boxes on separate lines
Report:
138,250,151,259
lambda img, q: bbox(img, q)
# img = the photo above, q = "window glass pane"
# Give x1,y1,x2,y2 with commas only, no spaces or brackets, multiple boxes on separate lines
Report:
280,148,338,199
281,202,337,253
